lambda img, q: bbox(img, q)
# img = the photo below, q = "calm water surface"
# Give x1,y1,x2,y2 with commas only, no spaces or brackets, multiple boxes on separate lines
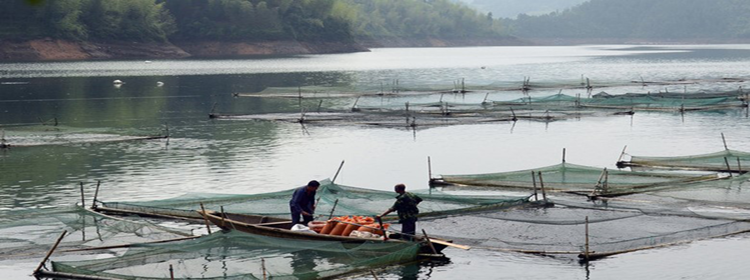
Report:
2,45,750,279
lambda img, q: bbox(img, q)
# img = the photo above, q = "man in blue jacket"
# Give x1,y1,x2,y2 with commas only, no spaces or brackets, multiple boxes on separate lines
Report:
289,180,320,226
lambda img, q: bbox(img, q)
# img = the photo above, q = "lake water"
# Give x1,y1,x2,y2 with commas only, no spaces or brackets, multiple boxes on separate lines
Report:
2,45,750,279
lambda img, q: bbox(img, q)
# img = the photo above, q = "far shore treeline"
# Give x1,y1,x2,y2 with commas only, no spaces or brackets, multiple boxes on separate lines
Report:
3,0,750,61
0,0,508,44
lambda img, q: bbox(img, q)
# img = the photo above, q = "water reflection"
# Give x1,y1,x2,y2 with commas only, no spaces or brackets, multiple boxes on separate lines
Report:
3,46,750,279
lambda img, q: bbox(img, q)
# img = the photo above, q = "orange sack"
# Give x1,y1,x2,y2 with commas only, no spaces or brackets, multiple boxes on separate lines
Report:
308,221,326,233
342,223,359,236
329,222,348,236
357,223,375,233
320,220,337,235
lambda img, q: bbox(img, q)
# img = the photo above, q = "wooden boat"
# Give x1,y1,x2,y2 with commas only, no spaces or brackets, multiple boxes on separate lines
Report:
199,210,457,256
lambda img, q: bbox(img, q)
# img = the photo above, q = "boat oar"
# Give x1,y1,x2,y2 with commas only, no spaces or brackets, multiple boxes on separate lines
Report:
428,238,470,250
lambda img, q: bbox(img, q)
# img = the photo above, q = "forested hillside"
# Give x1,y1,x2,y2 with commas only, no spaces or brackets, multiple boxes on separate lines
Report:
507,0,750,41
0,0,509,44
343,0,504,40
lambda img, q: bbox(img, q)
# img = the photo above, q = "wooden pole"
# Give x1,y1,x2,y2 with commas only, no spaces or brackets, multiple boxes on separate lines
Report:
531,171,538,201
428,156,433,182
220,206,226,227
262,257,267,280
724,157,733,176
328,199,339,220
33,230,67,275
352,96,360,111
604,169,609,194
169,264,174,280
34,271,121,280
61,236,198,253
331,160,345,184
738,157,743,173
421,229,439,255
537,171,547,202
722,133,728,150
562,148,566,163
617,145,628,163
584,216,590,261
91,180,101,209
370,270,380,280
199,203,212,234
79,182,85,209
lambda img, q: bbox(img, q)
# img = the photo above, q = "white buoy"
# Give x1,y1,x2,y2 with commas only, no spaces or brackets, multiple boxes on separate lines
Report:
113,80,123,84
156,81,164,87
145,61,152,63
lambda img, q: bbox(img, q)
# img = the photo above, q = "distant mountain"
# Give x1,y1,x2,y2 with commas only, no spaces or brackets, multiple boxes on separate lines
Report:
456,0,589,19
505,0,750,43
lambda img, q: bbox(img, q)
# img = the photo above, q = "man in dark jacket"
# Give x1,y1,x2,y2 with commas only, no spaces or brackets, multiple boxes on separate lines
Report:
289,180,320,226
376,183,422,240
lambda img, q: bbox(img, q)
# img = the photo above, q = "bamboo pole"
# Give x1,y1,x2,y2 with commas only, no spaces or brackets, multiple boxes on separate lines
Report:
724,157,733,176
370,270,380,280
33,230,67,275
603,169,609,193
531,171,538,201
617,145,628,163
79,182,85,209
352,96,361,111
169,264,174,280
199,203,212,234
537,171,548,202
584,216,590,261
91,180,101,209
722,133,728,150
61,236,198,253
331,160,345,184
220,206,226,227
421,229,439,255
328,199,339,220
562,148,566,163
590,168,607,197
428,156,433,182
738,157,743,173
34,271,121,280
262,257,267,280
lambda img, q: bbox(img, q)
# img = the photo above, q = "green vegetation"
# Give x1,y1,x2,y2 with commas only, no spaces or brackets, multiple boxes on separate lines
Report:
457,0,588,19
341,0,504,39
0,0,508,43
507,0,750,40
0,0,174,41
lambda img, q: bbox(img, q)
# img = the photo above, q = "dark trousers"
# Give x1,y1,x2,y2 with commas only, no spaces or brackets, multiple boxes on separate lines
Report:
291,209,313,226
401,218,417,240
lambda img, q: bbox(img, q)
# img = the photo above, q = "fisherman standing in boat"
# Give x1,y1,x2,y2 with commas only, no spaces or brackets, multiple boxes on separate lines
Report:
376,184,423,240
290,180,320,226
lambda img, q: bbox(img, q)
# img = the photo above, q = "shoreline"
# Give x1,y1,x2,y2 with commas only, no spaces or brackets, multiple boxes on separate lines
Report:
2,37,749,62
0,37,529,62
